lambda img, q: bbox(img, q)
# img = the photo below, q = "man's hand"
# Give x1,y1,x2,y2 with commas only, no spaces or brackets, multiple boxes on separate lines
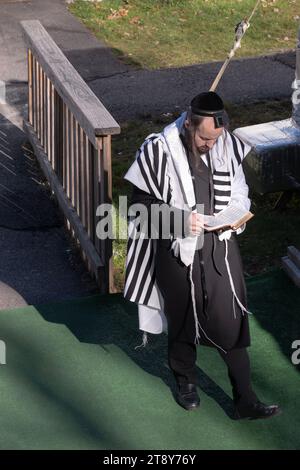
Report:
185,212,205,236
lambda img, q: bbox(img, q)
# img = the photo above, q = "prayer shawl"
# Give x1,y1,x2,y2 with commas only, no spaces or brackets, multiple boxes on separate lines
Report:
123,112,252,347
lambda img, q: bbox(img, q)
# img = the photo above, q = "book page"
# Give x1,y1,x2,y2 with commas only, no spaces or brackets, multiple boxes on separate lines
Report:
204,206,253,231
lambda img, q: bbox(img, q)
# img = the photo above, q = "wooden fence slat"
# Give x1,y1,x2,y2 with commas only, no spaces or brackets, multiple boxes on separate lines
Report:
75,120,80,215
32,55,37,133
87,140,94,242
99,135,114,292
46,76,51,160
40,69,45,147
43,70,47,152
62,102,67,190
94,143,101,257
53,89,62,179
79,127,87,229
83,132,89,231
50,81,55,168
28,49,33,125
70,113,75,207
40,67,44,147
66,108,71,200
36,60,40,140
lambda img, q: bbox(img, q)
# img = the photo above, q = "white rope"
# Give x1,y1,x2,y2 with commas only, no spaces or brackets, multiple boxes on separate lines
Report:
224,238,253,316
134,330,148,350
248,0,262,23
189,261,201,344
210,0,262,92
189,263,227,354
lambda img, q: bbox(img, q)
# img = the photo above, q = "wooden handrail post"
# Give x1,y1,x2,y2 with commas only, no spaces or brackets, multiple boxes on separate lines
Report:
21,20,120,293
28,49,33,125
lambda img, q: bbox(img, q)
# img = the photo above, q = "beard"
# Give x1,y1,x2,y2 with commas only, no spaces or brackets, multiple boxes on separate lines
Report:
182,127,207,174
196,145,210,154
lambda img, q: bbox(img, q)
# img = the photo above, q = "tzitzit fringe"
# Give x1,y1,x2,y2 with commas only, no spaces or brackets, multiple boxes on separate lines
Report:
224,238,253,318
189,262,227,354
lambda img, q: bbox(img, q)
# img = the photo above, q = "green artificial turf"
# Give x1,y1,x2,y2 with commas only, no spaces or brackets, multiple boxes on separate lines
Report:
0,269,299,449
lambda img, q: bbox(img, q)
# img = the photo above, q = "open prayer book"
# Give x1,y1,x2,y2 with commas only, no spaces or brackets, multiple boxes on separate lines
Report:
203,205,254,232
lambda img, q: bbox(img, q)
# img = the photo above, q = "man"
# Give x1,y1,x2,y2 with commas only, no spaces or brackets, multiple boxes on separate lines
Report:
123,91,281,420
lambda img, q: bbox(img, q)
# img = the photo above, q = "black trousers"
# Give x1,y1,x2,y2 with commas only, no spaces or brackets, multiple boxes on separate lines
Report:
156,241,258,406
169,340,257,405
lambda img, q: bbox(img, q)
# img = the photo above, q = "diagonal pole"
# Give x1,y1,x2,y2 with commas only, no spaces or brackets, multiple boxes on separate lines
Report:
210,0,262,92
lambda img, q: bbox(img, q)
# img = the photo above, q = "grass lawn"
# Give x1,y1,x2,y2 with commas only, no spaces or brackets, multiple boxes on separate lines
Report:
69,0,299,69
1,271,299,449
111,99,300,291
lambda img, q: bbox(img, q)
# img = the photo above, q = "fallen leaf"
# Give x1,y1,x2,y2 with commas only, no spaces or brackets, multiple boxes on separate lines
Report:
107,7,129,20
119,8,129,17
129,16,141,25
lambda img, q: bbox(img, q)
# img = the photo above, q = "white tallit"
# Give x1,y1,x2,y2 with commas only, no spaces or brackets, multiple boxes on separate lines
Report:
123,112,252,345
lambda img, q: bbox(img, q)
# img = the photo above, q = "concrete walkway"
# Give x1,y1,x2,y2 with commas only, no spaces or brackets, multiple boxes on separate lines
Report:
0,110,99,308
0,0,297,308
0,0,109,307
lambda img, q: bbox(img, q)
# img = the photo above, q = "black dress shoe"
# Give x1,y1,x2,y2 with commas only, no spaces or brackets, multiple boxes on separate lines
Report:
175,383,200,411
234,400,282,420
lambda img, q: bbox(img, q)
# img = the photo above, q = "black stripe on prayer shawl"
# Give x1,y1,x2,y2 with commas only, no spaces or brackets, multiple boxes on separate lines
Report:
229,133,242,166
214,170,230,176
214,189,231,196
150,136,172,204
214,200,229,206
236,134,245,156
143,143,160,192
213,179,231,185
124,218,142,283
125,237,151,300
167,184,172,205
124,240,140,289
158,144,167,198
135,240,155,303
143,250,157,304
140,136,171,202
151,139,165,197
152,139,160,179
126,231,134,254
231,159,235,178
137,156,153,194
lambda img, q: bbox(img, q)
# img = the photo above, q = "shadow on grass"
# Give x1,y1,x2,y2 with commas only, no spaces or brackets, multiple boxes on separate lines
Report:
36,293,235,420
35,267,300,429
247,268,300,373
2,327,128,449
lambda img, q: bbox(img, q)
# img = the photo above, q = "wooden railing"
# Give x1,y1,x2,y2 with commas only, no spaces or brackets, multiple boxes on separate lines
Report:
21,20,120,293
